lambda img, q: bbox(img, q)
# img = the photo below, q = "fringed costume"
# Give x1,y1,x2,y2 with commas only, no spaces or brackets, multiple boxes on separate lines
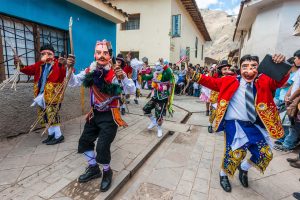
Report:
143,62,173,137
68,40,135,192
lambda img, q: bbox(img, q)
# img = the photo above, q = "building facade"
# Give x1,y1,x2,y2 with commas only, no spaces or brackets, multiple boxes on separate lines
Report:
0,0,126,137
234,0,300,62
111,0,211,66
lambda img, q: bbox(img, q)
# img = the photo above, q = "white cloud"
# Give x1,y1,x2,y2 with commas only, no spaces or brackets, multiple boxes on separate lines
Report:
225,5,240,15
195,0,220,9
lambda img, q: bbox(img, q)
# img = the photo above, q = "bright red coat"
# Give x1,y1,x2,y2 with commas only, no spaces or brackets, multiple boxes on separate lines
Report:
20,60,66,104
197,74,289,139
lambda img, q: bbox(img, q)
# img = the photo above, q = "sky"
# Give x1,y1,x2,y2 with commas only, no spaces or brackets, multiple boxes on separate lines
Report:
195,0,241,15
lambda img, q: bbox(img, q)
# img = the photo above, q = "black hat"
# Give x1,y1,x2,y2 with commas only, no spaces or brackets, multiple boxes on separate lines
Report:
40,44,55,53
218,60,231,69
116,53,125,68
116,53,125,62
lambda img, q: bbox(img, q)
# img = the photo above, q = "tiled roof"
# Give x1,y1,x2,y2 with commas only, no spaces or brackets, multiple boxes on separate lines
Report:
102,0,129,17
180,0,211,41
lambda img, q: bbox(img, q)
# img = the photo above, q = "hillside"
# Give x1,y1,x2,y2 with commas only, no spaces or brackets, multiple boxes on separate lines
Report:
201,9,239,61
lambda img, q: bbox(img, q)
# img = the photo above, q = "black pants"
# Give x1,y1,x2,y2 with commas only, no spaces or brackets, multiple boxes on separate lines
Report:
143,98,168,121
78,110,118,164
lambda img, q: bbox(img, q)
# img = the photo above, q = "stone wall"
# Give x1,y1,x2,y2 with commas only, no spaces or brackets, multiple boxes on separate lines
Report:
0,83,90,138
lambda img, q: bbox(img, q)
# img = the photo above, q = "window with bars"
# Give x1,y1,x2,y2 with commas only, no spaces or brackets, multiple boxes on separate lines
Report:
172,14,181,37
0,14,68,82
121,14,140,30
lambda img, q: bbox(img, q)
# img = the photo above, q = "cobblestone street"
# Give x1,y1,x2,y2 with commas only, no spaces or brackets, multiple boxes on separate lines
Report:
0,95,299,200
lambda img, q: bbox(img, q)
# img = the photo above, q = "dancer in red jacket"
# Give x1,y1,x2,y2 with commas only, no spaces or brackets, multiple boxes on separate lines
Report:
195,54,289,192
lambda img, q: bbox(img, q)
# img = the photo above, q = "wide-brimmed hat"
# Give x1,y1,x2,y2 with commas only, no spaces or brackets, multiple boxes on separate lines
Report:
218,60,232,69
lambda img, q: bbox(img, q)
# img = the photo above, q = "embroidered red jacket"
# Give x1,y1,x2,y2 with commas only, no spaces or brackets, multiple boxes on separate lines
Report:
197,74,289,139
20,60,66,104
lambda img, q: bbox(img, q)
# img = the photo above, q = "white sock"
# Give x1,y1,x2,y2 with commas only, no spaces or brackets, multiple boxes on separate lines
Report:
220,169,227,177
52,126,62,139
150,116,157,124
48,126,55,136
84,150,97,166
241,160,251,171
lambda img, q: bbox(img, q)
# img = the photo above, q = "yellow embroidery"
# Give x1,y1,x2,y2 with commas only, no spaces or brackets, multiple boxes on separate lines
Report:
209,91,219,104
248,145,273,173
220,99,227,107
256,103,284,139
222,148,247,177
33,83,39,97
44,82,63,104
214,99,228,131
257,102,267,111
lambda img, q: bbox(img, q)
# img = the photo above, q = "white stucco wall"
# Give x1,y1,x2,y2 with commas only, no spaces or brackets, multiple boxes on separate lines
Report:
241,0,300,60
112,0,171,64
170,0,206,65
276,0,300,57
241,2,281,59
113,0,208,65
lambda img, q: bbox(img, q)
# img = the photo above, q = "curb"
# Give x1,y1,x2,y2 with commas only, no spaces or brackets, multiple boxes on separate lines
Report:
94,130,171,200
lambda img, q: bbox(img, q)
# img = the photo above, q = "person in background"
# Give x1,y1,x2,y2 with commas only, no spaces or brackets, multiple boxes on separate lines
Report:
141,57,153,90
274,50,300,152
176,64,186,95
173,63,177,70
273,57,298,147
199,65,215,116
186,65,196,96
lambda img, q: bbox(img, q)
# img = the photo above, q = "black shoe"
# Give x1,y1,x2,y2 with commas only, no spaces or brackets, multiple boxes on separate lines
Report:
208,126,213,133
220,175,231,192
46,135,64,145
78,164,102,183
238,165,248,188
290,160,300,169
134,99,139,104
274,140,282,145
121,108,126,115
293,192,300,200
100,168,113,192
287,156,300,163
206,110,209,116
42,134,54,144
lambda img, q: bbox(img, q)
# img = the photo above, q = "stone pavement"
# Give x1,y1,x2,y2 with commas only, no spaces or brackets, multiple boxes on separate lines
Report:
114,97,300,200
0,96,187,200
